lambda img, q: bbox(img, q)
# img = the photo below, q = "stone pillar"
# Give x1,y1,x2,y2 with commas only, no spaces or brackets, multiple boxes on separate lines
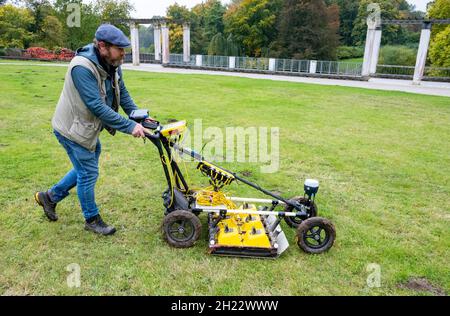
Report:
153,23,161,62
130,22,140,66
196,55,202,67
269,58,276,72
309,60,317,74
413,22,432,85
183,23,191,63
161,22,170,65
370,26,382,74
229,56,236,69
362,3,381,77
362,25,376,77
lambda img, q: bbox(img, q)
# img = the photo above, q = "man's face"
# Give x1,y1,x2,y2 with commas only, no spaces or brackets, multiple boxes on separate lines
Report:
98,42,125,67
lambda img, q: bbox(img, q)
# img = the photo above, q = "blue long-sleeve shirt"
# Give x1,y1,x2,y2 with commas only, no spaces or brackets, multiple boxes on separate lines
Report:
71,66,138,134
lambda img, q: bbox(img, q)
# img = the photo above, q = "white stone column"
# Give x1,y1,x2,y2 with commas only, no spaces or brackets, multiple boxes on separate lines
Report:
161,22,170,65
269,58,276,72
362,3,381,77
413,22,432,85
229,56,236,69
196,55,202,67
183,23,191,63
309,60,317,74
130,22,140,66
362,25,376,77
370,26,382,74
153,23,161,62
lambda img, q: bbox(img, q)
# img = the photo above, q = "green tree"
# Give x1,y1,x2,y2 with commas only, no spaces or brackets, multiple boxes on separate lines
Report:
208,32,226,55
429,25,450,67
274,0,340,60
352,0,409,46
333,0,359,46
53,0,101,50
428,0,450,68
224,0,282,57
428,0,450,34
40,15,64,49
0,4,35,48
166,3,193,53
96,0,134,35
191,0,226,54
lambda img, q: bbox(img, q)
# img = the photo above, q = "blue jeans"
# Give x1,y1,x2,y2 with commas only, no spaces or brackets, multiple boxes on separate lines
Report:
49,130,101,220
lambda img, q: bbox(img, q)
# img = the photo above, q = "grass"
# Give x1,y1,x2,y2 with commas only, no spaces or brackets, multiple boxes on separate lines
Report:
339,57,364,63
0,62,449,296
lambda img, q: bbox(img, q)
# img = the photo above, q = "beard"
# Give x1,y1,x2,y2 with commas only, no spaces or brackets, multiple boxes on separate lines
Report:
104,49,124,68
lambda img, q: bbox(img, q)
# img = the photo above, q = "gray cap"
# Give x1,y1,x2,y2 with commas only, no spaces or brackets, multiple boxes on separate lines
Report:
95,24,131,48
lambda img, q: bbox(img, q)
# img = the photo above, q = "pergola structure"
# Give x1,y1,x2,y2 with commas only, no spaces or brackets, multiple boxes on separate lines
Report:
362,18,450,84
120,18,190,67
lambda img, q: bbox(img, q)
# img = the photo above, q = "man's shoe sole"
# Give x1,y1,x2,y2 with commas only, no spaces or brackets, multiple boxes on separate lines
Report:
34,192,58,222
84,225,116,236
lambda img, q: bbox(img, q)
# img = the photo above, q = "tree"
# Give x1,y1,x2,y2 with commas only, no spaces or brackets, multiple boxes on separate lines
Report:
191,0,227,54
208,32,226,55
333,0,359,46
224,0,282,57
53,0,101,50
166,3,193,53
351,0,413,46
40,15,63,49
0,4,35,48
428,0,450,34
274,0,340,60
428,0,450,68
96,0,134,35
429,25,450,67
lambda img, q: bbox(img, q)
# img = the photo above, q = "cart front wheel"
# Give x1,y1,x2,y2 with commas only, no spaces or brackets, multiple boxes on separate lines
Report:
163,210,202,248
296,217,335,254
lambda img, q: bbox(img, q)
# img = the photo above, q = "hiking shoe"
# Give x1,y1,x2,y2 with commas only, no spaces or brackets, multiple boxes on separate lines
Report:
34,191,58,221
85,215,116,236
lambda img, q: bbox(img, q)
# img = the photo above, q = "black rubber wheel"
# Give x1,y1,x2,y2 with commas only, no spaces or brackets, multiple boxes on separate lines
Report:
162,210,202,248
284,197,318,228
296,217,335,254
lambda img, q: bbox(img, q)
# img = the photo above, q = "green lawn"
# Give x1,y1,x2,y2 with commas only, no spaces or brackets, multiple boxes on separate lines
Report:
0,63,448,296
339,57,364,63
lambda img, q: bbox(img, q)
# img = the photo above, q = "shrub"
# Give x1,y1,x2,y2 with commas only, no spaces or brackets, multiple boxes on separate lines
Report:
379,45,417,66
337,46,364,60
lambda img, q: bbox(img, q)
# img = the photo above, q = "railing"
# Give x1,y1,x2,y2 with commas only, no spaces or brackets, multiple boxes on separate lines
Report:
376,64,415,77
162,54,364,77
424,67,450,79
235,57,269,71
317,60,363,76
140,53,155,63
202,55,229,68
276,59,310,73
376,64,450,80
169,54,196,65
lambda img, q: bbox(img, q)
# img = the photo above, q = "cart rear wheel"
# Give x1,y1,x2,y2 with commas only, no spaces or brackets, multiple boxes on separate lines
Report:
284,197,318,228
296,217,335,254
163,210,202,248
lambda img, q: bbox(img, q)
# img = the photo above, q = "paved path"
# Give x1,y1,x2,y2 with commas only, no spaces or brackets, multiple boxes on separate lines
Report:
2,61,449,97
123,64,450,98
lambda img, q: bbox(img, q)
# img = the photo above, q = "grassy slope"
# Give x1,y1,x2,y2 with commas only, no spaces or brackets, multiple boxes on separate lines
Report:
0,63,448,295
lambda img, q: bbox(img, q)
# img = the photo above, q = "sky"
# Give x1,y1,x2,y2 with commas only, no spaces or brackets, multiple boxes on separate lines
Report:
127,0,432,19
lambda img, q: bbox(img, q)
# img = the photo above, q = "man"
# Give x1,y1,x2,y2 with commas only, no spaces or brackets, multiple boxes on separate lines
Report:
35,24,146,236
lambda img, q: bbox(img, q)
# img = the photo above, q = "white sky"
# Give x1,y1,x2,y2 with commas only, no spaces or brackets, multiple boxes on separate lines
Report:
127,0,431,18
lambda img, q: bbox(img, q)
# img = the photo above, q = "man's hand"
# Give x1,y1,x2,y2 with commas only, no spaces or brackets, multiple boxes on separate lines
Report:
132,123,146,138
